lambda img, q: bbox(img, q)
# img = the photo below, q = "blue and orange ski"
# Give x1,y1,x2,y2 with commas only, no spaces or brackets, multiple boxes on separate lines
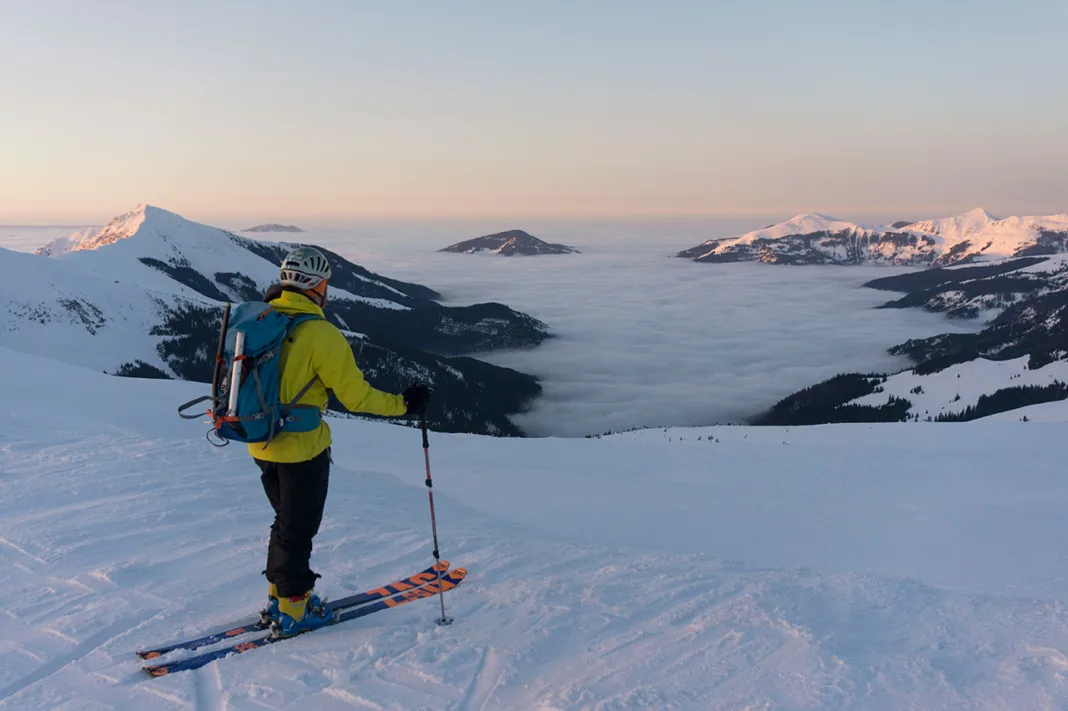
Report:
143,567,466,677
137,561,450,660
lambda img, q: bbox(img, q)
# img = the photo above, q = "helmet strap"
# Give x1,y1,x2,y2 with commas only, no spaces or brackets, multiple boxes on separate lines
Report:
305,280,328,307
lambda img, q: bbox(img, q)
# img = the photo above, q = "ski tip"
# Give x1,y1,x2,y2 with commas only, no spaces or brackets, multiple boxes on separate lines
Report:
143,665,169,677
437,567,466,588
137,650,162,660
435,560,449,572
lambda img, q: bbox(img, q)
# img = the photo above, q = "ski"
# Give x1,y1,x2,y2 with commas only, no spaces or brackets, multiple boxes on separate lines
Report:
137,561,450,660
143,567,466,677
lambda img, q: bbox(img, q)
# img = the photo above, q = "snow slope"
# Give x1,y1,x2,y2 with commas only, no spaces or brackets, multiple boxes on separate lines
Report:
3,348,1068,709
848,355,1068,421
0,246,181,371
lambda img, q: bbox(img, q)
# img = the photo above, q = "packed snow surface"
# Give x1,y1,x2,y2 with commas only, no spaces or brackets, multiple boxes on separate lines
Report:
3,349,1068,709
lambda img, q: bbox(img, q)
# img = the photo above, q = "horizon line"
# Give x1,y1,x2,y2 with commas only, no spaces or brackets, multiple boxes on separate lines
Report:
4,205,1066,229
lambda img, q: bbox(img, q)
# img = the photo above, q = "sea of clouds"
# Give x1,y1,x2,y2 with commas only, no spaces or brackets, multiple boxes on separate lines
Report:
295,219,977,437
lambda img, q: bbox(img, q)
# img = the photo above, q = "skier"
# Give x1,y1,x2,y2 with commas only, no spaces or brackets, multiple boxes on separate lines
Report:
254,246,430,637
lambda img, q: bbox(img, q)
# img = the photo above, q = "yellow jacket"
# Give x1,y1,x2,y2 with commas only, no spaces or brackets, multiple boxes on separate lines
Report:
248,290,407,463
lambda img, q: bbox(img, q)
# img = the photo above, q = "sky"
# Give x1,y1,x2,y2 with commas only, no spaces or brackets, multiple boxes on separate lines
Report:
2,0,1067,224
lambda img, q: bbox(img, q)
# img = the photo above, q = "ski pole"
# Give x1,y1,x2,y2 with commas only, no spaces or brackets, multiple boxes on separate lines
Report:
421,411,453,626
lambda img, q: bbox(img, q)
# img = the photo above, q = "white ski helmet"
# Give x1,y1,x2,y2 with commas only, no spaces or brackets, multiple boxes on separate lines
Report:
280,246,332,289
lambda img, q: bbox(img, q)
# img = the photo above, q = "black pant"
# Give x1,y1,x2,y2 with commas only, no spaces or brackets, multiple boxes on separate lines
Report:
255,448,330,598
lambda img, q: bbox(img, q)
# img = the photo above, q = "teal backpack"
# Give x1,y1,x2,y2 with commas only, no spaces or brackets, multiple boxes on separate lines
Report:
179,301,323,446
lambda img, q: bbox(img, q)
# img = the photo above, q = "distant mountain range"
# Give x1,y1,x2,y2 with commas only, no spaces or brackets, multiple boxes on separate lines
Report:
678,208,1068,266
15,205,550,436
673,209,1068,425
441,229,580,256
243,224,304,233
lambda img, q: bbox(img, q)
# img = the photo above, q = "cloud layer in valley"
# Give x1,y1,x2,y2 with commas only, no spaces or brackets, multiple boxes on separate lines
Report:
3,219,978,437
320,220,976,437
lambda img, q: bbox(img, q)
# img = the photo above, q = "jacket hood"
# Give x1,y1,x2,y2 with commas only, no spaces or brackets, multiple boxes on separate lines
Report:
265,285,325,318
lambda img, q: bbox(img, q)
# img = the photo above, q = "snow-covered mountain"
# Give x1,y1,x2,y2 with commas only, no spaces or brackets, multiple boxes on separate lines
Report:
678,208,1068,266
440,229,580,256
15,204,550,435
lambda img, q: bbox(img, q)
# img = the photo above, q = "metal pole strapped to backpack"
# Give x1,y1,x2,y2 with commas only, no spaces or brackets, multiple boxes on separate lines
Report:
177,303,232,447
178,302,325,448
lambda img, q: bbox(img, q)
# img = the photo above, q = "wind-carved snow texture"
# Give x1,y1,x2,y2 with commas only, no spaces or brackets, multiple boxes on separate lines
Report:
11,204,549,435
678,208,1068,266
2,349,1068,709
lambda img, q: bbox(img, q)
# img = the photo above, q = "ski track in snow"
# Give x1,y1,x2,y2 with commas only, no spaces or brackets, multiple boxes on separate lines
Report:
456,647,503,711
3,352,1068,708
193,663,224,711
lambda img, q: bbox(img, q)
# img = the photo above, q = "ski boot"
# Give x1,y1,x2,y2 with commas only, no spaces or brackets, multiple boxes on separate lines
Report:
269,590,337,638
259,582,281,626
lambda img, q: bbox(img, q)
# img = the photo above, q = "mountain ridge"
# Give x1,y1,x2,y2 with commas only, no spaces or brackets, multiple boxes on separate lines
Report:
678,208,1068,266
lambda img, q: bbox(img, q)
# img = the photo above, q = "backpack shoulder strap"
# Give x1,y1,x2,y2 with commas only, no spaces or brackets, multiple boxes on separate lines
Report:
283,313,327,406
289,312,324,325
284,312,324,336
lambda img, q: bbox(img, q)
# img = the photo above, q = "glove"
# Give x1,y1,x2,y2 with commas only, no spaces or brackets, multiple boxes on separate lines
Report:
402,383,431,416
